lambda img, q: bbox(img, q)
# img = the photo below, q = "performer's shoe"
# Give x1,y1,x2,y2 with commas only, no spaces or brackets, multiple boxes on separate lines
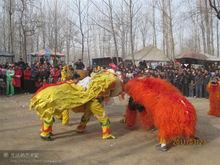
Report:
76,124,86,133
150,127,157,132
155,144,169,152
40,135,53,141
146,126,157,132
102,134,116,140
62,122,69,126
49,132,54,136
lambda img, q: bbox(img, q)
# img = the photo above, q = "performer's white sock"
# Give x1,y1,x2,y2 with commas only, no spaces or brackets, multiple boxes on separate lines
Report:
161,143,166,147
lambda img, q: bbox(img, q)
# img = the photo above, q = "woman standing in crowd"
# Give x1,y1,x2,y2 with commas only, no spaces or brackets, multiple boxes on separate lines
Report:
13,65,22,94
6,66,15,96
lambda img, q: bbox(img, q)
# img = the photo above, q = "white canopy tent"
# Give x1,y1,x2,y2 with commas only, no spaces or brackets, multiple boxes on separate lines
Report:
125,46,170,62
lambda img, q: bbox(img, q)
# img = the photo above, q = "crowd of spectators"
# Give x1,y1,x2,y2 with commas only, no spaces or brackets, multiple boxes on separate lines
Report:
0,58,85,96
117,61,219,98
0,57,219,98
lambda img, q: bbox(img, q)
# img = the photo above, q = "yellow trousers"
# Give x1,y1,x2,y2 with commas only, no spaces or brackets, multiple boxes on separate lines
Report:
56,110,69,125
40,99,114,139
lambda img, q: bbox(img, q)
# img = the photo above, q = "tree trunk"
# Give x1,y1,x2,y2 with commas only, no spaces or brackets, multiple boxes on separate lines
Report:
199,0,207,53
23,31,27,61
77,0,85,61
204,0,212,54
2,0,7,51
210,7,215,55
162,0,166,55
129,0,134,64
152,0,157,46
108,0,119,63
217,19,219,57
168,0,175,60
9,0,14,54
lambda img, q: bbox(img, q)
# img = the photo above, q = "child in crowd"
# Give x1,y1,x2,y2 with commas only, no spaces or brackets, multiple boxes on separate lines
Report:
42,78,47,86
35,78,43,91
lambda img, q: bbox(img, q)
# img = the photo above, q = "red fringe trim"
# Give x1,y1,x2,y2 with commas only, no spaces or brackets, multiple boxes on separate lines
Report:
32,80,74,97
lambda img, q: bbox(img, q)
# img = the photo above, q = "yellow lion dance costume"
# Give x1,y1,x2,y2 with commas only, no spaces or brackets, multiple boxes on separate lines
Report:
30,71,122,141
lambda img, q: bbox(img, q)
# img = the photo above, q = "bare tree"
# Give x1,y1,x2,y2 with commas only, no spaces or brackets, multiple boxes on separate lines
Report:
128,0,135,63
91,0,119,62
16,0,39,61
209,0,220,19
7,0,15,54
152,0,157,46
123,0,141,63
71,0,86,61
158,0,175,60
217,19,219,56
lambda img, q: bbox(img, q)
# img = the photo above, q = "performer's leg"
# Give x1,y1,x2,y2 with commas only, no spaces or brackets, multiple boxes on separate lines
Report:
76,108,93,133
125,97,137,128
40,117,54,141
125,105,137,128
6,80,9,95
55,110,69,125
9,80,14,95
88,99,115,139
61,110,69,125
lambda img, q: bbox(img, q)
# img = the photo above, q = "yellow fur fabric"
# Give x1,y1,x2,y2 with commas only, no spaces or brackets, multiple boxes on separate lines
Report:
30,71,118,121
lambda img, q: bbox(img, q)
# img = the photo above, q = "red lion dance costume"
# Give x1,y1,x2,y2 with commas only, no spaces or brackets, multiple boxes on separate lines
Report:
207,79,220,117
125,77,197,151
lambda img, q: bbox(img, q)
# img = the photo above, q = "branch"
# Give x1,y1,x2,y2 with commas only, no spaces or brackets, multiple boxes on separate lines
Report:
89,16,112,34
209,0,220,19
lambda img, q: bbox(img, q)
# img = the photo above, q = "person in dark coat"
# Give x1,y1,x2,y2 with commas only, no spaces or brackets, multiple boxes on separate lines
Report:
74,59,85,70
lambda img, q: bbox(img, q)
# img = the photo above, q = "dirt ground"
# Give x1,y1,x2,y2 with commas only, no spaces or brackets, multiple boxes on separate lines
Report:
0,94,220,165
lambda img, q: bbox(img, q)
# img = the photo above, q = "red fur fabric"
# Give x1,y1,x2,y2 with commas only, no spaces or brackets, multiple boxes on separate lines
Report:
207,82,220,117
125,77,197,142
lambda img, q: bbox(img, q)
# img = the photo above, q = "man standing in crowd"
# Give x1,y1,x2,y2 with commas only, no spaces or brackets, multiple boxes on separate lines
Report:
23,66,32,93
182,71,190,97
195,70,204,98
74,59,85,70
203,70,210,98
17,58,26,70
